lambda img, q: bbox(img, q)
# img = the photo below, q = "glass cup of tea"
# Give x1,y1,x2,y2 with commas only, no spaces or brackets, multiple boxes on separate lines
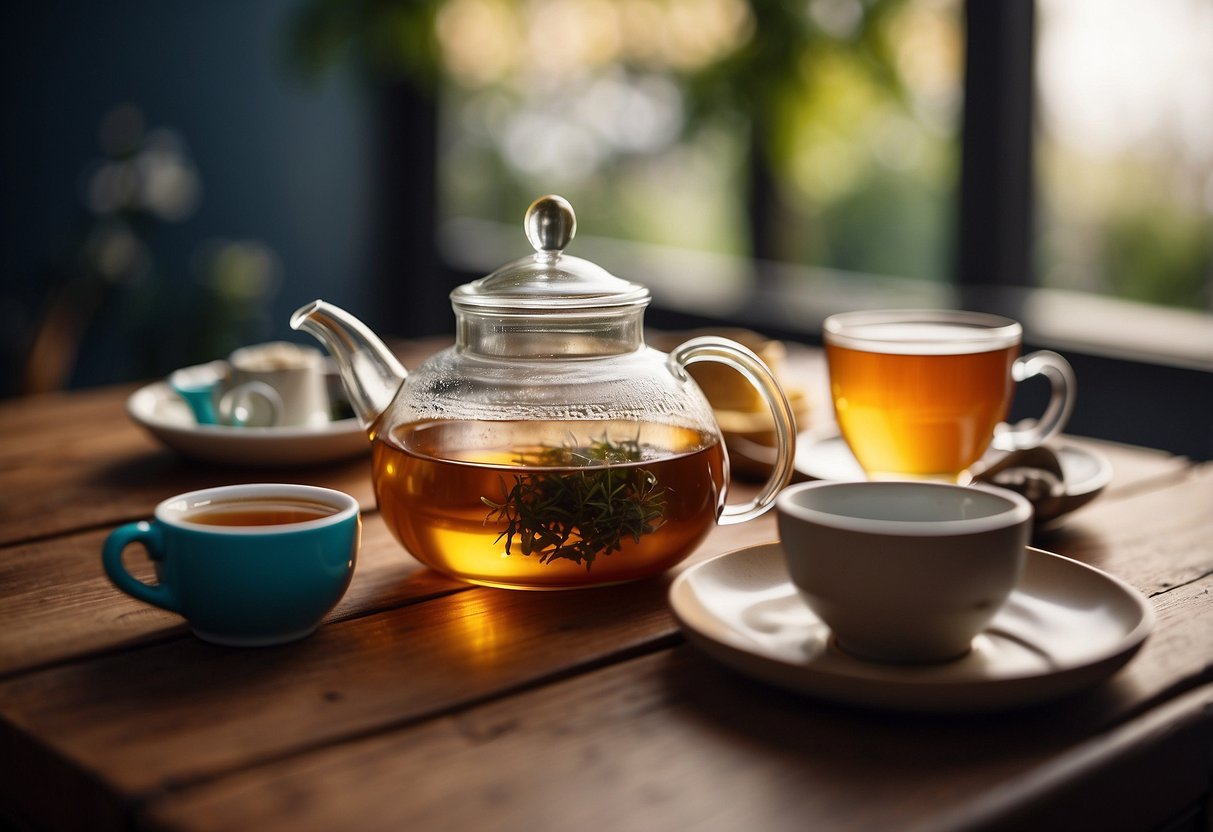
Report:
102,484,360,646
823,309,1076,482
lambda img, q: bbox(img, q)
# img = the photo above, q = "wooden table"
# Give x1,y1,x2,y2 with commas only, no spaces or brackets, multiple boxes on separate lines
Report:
2,341,1211,831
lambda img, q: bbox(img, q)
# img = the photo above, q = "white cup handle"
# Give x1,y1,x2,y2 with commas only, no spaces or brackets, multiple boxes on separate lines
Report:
992,350,1076,451
218,381,283,427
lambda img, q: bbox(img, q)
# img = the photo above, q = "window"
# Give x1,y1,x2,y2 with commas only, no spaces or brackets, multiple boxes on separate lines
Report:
1035,0,1213,311
436,0,963,287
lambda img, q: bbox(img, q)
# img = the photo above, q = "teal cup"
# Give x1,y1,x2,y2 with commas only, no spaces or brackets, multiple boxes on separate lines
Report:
103,483,360,646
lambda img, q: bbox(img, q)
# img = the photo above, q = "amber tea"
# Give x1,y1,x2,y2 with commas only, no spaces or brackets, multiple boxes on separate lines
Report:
826,318,1019,480
184,498,339,527
372,419,727,589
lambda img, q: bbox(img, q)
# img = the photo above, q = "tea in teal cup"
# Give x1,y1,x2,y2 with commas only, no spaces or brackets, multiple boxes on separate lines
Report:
103,483,360,646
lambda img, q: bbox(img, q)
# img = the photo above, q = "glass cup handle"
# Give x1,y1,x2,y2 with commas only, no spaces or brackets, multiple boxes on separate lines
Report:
102,521,179,612
992,350,1077,452
669,336,797,525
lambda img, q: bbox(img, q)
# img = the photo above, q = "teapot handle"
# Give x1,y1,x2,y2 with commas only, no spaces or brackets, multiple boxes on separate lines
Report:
669,337,797,525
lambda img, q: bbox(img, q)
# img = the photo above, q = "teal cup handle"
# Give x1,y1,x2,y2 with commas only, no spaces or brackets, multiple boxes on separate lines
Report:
102,520,180,612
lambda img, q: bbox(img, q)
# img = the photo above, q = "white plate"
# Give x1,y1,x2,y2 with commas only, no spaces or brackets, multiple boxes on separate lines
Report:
794,431,1113,524
128,380,369,467
669,543,1153,712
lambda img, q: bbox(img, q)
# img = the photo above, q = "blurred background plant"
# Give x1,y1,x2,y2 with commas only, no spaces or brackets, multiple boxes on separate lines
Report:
290,0,954,281
290,0,1210,311
18,104,281,394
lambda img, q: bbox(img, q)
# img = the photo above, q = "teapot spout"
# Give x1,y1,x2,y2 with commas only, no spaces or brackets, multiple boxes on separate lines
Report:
290,300,407,429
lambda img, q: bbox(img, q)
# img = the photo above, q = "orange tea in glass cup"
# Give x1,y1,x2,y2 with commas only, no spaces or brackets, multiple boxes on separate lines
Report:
824,310,1075,481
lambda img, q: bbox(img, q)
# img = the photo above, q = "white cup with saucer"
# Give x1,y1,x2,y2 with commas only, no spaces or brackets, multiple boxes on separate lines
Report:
776,480,1033,664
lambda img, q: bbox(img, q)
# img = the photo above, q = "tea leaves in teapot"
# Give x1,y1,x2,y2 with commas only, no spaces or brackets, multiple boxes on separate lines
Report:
480,436,668,570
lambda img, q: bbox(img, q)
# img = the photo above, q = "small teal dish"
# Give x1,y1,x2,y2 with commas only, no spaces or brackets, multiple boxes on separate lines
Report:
103,483,360,646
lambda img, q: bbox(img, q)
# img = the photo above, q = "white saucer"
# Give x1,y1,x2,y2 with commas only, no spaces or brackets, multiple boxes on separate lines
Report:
669,543,1152,712
794,431,1112,524
128,380,369,467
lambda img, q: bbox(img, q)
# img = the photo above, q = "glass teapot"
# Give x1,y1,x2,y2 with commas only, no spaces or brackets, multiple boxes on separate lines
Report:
292,195,795,589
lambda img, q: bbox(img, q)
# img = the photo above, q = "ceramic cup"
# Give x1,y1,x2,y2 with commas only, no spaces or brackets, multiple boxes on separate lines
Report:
775,480,1032,663
102,484,360,646
168,343,332,428
219,341,331,427
823,309,1075,481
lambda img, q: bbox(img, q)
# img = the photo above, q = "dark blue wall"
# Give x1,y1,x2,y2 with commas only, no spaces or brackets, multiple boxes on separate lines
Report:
1,1,372,394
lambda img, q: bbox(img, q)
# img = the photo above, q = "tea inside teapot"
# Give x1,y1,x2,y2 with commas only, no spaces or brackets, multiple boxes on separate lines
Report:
373,418,726,589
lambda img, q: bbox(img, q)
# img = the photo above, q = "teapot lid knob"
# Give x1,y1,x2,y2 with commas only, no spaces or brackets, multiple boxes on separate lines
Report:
450,193,648,316
524,195,576,255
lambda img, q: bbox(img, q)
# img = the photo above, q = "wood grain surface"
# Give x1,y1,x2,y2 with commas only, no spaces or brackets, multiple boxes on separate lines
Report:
1,340,1210,832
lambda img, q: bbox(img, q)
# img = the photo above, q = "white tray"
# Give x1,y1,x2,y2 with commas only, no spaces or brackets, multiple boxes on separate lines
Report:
128,380,368,467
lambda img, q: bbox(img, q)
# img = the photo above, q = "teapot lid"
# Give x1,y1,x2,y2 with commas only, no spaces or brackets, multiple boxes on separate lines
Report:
450,195,650,314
